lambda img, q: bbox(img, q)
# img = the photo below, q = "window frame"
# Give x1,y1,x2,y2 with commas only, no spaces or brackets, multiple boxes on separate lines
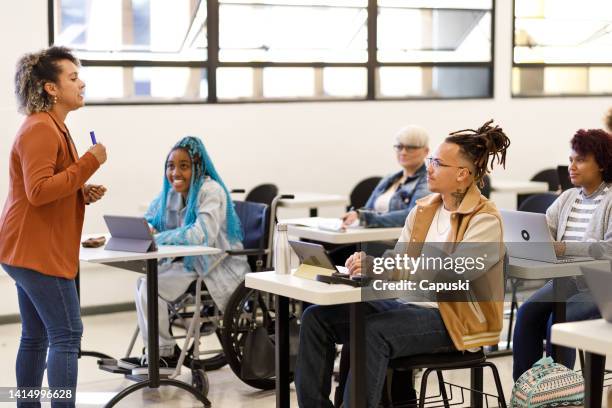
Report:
48,0,496,105
511,0,612,98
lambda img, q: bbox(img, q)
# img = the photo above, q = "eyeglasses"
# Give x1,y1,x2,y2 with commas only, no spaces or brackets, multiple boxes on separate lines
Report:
393,144,423,152
426,157,472,174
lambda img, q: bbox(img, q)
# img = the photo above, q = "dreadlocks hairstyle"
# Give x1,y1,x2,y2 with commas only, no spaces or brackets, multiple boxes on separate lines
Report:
14,46,79,115
146,136,243,272
445,119,511,188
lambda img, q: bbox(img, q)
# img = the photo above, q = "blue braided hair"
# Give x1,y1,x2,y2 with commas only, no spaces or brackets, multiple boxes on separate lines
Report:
147,136,243,261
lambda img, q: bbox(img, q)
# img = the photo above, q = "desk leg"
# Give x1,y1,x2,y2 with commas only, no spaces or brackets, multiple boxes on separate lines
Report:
104,259,211,408
276,295,290,408
584,352,605,408
551,278,568,362
350,303,366,408
146,259,160,387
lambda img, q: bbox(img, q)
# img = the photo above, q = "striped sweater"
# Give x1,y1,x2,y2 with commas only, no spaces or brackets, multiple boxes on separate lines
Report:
546,182,612,256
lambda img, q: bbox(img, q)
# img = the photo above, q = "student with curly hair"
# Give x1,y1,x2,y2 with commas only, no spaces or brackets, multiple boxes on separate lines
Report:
296,120,510,408
119,136,250,371
513,128,612,381
0,46,107,407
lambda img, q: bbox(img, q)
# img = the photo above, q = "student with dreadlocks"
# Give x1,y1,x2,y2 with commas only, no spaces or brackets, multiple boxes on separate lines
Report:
120,136,250,370
296,120,511,408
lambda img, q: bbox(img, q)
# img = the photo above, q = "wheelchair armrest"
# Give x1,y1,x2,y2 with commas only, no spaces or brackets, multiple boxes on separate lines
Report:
226,248,268,257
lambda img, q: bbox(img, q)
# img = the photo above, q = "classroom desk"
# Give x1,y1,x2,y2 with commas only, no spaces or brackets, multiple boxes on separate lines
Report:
551,319,611,408
245,272,364,408
79,239,220,408
507,257,611,361
278,193,348,216
283,218,402,245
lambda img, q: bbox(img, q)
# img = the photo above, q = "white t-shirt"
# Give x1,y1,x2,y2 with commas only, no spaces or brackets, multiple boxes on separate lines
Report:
373,178,403,213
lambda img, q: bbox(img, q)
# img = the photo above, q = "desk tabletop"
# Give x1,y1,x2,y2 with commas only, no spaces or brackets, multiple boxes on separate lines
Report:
79,234,220,263
507,257,610,280
491,180,549,194
246,271,361,305
286,222,402,244
551,319,612,356
278,192,348,208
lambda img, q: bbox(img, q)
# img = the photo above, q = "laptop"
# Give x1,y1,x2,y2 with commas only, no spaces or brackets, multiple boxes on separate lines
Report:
581,266,612,323
500,210,591,263
557,165,574,191
103,215,158,253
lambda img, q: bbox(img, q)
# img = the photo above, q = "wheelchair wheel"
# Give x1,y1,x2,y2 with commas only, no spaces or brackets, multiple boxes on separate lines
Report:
191,368,210,397
221,281,295,390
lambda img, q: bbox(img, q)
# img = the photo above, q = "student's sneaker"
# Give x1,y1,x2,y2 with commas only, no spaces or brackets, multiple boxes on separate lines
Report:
118,355,145,370
131,355,178,376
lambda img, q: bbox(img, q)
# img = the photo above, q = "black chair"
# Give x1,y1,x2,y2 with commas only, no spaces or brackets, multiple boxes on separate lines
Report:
349,176,382,209
531,169,560,192
518,193,558,214
481,175,492,199
387,349,506,408
245,183,279,207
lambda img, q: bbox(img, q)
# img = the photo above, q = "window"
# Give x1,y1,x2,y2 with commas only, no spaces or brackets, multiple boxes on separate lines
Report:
376,0,493,98
52,0,208,102
50,0,494,103
513,0,612,96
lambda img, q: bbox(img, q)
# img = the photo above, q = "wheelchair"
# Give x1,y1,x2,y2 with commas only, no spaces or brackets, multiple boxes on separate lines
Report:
123,193,302,396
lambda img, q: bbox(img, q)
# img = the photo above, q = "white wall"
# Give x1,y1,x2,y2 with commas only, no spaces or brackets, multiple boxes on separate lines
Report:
1,0,611,315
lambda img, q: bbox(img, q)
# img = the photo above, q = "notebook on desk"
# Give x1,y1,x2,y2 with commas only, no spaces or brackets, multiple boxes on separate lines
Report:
282,217,359,232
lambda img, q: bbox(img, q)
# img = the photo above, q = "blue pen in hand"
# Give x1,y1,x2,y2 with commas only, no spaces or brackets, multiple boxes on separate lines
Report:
89,131,97,145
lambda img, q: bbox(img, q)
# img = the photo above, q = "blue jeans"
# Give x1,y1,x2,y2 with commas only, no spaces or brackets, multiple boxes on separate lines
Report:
295,300,455,408
512,278,600,381
2,264,82,408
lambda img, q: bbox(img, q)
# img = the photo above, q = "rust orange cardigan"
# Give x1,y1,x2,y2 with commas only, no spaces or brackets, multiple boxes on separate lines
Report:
0,112,100,279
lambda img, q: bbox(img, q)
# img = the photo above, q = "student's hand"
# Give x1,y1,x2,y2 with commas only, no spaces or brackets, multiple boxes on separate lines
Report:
88,143,107,165
345,251,366,276
553,241,566,256
84,184,107,204
150,226,158,235
342,211,359,228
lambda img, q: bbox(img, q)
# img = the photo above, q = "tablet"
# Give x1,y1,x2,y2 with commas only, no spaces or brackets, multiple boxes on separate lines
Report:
103,215,158,252
288,240,342,273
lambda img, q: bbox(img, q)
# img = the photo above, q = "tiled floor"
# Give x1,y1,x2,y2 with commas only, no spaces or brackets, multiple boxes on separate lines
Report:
0,311,606,407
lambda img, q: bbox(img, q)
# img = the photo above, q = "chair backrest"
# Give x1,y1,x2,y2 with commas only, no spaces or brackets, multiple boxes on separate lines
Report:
245,183,279,207
233,201,269,251
517,193,558,214
481,175,492,198
349,176,382,209
531,168,560,191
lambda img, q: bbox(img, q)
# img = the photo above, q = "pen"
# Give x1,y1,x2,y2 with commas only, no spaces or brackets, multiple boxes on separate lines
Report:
90,131,97,145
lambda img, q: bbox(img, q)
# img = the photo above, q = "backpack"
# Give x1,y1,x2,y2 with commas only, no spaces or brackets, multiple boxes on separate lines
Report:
511,356,584,407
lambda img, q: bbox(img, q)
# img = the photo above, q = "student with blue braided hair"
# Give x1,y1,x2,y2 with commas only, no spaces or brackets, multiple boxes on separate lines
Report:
120,136,250,370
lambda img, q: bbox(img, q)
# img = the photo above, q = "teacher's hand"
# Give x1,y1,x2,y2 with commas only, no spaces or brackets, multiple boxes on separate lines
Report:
84,184,107,204
88,143,107,165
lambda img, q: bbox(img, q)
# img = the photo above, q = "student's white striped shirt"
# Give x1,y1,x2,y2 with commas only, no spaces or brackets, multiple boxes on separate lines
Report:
562,183,610,241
